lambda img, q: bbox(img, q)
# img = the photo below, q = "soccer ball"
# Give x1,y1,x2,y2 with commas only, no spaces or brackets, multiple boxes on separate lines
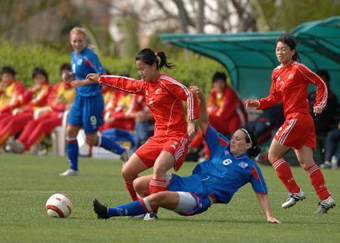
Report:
46,194,72,218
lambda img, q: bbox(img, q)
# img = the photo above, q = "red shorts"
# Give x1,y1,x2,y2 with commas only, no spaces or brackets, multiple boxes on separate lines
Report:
135,134,189,171
274,112,316,150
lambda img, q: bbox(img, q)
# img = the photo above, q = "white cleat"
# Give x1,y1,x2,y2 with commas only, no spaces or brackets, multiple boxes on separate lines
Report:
315,196,336,214
59,169,78,176
282,189,306,208
144,212,158,221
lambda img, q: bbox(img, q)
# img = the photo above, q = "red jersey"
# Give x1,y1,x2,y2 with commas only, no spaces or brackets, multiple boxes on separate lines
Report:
258,61,327,117
208,86,248,134
98,74,199,136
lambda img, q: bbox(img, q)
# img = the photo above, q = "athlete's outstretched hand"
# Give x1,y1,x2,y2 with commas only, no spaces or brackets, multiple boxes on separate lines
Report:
86,73,100,83
187,120,195,138
245,99,260,109
313,106,323,116
267,216,281,224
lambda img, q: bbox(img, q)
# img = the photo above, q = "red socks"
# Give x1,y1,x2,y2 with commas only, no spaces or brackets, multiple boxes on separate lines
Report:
125,179,138,201
149,178,168,195
272,158,300,193
305,164,330,201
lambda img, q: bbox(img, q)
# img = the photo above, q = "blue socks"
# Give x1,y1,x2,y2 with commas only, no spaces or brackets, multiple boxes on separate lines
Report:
108,200,148,217
98,135,125,155
66,137,79,171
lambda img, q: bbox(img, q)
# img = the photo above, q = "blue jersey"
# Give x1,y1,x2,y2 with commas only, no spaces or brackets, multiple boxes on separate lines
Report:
71,48,105,97
169,125,268,207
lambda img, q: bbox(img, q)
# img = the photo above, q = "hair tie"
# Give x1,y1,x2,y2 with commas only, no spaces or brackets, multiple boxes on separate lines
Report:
241,128,253,145
155,52,158,56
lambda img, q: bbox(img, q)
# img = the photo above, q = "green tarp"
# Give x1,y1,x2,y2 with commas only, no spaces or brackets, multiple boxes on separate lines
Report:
160,16,340,98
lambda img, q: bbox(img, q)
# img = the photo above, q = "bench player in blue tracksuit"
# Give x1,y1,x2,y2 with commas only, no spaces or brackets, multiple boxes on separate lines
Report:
60,27,129,176
92,86,280,223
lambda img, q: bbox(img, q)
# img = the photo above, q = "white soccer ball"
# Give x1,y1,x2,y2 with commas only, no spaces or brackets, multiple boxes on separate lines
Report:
46,194,72,218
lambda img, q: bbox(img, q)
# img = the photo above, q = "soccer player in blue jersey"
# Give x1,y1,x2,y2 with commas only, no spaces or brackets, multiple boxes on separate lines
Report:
92,86,280,223
60,27,129,176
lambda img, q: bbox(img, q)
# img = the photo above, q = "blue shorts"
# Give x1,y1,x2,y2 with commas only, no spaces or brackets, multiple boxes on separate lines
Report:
167,174,212,216
67,93,104,133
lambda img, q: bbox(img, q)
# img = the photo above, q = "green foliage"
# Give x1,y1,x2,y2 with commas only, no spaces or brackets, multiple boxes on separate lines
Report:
0,40,225,91
255,0,340,31
0,154,340,243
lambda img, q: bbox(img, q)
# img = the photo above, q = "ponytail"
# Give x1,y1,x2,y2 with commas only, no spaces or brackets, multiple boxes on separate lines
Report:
136,48,175,71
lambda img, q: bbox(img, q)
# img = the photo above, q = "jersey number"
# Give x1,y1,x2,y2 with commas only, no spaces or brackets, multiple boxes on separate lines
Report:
90,116,97,126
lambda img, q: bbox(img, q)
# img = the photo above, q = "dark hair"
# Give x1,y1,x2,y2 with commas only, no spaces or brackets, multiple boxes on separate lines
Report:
212,72,227,84
316,70,330,83
60,63,71,74
2,66,16,77
135,48,175,71
241,128,262,158
276,34,300,62
32,67,48,81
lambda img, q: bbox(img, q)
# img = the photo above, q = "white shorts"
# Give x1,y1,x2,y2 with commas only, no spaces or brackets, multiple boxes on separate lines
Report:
165,173,213,214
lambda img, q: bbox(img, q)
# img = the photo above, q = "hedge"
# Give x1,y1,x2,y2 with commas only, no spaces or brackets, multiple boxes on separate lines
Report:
0,41,226,93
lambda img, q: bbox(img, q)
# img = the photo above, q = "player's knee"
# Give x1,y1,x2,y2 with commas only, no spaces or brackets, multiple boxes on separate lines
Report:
121,167,135,181
66,126,78,138
133,178,148,197
147,192,167,205
268,151,279,163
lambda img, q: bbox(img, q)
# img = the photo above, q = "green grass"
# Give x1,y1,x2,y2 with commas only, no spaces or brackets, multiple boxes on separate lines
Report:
0,154,339,243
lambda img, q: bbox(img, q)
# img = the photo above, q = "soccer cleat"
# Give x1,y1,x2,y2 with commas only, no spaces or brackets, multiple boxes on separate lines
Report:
7,140,25,153
59,169,78,176
143,212,158,221
314,196,336,214
120,148,133,164
320,161,332,169
93,198,109,219
282,189,306,208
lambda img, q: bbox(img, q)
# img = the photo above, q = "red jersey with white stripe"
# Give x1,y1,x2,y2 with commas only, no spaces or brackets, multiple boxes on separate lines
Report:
98,74,199,137
257,61,328,117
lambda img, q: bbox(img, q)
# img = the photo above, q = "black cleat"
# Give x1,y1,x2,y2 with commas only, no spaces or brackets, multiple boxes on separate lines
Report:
93,198,109,219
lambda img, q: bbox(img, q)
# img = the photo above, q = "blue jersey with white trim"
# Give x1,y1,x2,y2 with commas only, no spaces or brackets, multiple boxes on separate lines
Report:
191,125,268,204
71,48,105,97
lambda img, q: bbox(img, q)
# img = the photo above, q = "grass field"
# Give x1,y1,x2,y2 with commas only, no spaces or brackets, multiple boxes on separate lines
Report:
0,154,339,243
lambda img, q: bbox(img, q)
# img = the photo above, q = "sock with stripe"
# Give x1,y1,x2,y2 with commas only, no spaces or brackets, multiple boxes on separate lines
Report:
305,164,330,201
149,178,168,195
108,198,151,217
125,179,138,201
272,158,300,193
97,135,125,155
66,137,78,171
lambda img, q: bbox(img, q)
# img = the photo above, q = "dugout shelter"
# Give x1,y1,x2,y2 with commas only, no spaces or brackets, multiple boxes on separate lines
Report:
160,16,340,99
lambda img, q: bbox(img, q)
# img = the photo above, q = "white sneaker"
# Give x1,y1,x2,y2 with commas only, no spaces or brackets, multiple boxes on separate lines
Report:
11,141,25,153
315,196,336,214
59,169,78,176
320,161,332,169
144,212,158,221
282,189,306,208
120,148,133,164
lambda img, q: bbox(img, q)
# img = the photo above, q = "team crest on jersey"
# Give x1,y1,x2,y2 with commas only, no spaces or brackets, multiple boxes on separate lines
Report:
277,76,280,81
155,88,162,94
77,59,83,65
148,98,154,107
238,162,248,169
288,74,294,80
224,150,229,155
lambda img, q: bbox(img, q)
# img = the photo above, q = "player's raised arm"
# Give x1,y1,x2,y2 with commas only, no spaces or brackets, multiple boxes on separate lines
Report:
190,86,208,135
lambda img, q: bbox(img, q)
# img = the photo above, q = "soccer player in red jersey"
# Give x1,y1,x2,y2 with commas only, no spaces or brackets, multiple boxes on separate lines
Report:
246,34,335,213
75,48,199,204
